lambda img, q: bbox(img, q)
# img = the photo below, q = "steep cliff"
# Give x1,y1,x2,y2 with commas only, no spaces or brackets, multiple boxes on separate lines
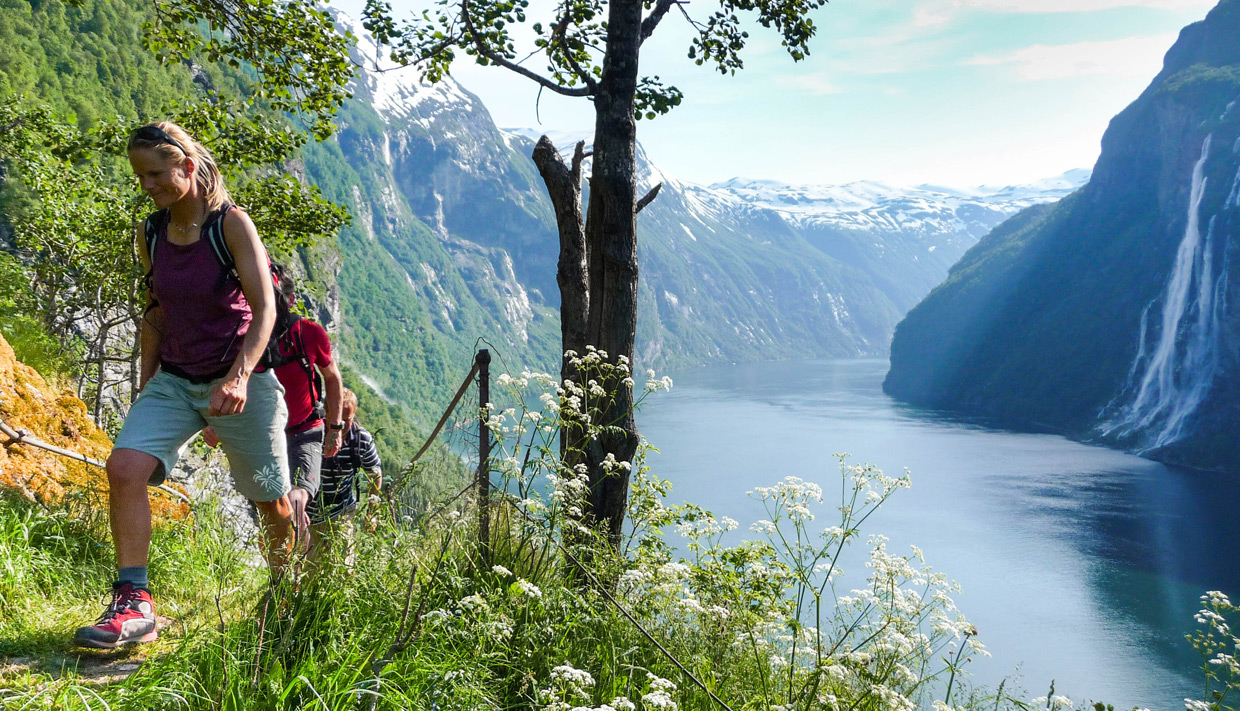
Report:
885,0,1240,472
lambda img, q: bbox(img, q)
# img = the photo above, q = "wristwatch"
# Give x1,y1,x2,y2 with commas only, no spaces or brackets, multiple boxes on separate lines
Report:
328,422,345,431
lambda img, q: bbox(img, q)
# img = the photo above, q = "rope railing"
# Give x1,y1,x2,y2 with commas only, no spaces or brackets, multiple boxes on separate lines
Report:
0,417,190,504
404,359,481,467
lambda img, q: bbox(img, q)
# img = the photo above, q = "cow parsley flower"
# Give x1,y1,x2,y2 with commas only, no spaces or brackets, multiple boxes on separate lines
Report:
514,579,543,599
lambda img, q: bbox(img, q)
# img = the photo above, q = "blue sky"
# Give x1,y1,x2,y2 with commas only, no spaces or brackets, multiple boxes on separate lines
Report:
344,0,1218,187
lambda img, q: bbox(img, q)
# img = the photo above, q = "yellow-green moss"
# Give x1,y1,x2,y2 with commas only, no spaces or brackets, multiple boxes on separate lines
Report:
0,332,187,521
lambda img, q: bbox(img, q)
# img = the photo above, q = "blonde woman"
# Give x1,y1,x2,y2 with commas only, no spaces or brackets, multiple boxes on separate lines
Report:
74,123,293,648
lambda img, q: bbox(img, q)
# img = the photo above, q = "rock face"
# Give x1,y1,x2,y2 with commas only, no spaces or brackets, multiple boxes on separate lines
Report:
0,331,187,519
885,0,1240,473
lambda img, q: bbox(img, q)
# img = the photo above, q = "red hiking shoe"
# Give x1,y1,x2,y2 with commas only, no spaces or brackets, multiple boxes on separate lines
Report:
73,583,158,649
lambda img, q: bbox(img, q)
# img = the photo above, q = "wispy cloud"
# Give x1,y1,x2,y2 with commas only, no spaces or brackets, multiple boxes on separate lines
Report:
956,0,1212,12
775,73,842,95
964,33,1178,80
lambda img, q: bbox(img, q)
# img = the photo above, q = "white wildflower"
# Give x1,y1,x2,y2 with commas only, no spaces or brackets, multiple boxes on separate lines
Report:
646,673,676,693
640,691,676,710
514,579,543,599
458,594,487,612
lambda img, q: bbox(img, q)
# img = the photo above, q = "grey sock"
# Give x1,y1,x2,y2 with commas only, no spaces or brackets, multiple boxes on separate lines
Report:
117,566,149,590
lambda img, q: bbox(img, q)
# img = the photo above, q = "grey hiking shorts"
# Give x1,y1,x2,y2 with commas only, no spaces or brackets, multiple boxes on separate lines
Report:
287,426,324,497
113,369,291,502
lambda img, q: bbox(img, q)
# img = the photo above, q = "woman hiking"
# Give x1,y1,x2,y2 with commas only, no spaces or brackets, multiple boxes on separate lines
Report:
73,122,294,649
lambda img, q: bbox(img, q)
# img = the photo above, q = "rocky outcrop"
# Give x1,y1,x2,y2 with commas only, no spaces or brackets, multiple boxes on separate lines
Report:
0,331,187,519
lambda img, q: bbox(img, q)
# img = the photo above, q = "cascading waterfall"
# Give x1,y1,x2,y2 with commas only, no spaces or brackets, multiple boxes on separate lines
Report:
1102,134,1234,450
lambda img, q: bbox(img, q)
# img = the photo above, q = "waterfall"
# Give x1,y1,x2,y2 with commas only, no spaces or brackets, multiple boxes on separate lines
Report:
1102,135,1231,450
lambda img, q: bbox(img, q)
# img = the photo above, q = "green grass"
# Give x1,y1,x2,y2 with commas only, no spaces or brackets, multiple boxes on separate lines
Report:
0,452,984,711
2,440,1232,711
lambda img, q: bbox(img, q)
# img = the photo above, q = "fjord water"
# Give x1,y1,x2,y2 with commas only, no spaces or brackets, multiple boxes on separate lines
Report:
637,358,1240,707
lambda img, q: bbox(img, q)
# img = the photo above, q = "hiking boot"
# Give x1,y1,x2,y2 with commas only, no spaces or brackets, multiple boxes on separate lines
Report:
73,583,158,649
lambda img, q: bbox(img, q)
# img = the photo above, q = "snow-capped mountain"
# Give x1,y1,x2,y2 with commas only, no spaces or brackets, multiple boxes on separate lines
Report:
707,171,1090,312
713,171,1089,238
314,9,1088,398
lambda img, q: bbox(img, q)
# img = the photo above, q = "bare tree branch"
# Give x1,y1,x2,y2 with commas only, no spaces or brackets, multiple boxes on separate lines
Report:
571,141,590,179
636,182,662,214
357,28,463,75
549,11,599,92
460,0,593,98
677,4,709,34
640,0,680,44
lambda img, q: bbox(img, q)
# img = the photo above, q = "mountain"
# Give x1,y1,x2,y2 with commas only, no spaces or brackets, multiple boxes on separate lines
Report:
712,172,1089,313
884,0,1240,473
319,12,1085,383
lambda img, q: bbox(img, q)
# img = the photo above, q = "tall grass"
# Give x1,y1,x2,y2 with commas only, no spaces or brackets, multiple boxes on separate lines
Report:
1,354,1236,710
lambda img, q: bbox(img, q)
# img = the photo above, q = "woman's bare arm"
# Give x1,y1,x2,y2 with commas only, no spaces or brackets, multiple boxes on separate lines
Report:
135,225,162,391
210,208,275,416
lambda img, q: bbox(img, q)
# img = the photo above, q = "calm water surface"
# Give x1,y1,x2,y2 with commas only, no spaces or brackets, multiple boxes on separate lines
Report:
636,359,1240,708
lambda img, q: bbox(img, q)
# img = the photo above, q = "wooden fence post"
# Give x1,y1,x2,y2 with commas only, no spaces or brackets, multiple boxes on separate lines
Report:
476,348,492,563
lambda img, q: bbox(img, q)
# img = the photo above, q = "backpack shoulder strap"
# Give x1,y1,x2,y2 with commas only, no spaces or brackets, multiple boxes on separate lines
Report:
141,210,169,307
351,426,363,472
202,204,238,280
142,209,169,269
293,319,324,404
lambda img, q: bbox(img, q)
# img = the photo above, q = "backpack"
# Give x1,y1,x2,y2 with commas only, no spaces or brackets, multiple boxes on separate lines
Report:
275,317,328,431
143,205,294,371
345,424,363,473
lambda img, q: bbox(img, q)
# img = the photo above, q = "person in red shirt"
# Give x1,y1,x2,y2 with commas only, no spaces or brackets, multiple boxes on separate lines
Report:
206,268,343,543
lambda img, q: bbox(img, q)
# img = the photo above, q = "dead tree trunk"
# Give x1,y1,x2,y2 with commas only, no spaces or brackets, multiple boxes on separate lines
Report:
532,137,591,465
532,138,589,370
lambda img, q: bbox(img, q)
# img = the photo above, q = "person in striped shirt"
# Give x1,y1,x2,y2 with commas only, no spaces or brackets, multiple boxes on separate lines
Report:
306,388,382,566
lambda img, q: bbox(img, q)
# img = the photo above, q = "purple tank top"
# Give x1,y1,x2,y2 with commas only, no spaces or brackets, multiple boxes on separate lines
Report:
150,207,252,378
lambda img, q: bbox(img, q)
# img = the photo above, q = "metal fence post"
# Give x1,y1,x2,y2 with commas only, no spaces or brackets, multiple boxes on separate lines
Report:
476,348,492,563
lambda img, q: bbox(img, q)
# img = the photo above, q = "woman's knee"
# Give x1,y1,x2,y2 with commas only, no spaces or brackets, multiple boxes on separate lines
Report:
106,449,159,489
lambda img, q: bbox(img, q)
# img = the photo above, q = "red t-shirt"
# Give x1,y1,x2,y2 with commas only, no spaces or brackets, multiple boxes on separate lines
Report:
273,319,332,433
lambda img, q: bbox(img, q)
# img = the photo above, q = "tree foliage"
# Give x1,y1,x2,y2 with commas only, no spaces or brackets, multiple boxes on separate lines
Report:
141,0,355,139
363,0,827,119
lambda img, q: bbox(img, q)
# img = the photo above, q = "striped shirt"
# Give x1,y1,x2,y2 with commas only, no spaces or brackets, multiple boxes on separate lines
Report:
307,423,381,523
